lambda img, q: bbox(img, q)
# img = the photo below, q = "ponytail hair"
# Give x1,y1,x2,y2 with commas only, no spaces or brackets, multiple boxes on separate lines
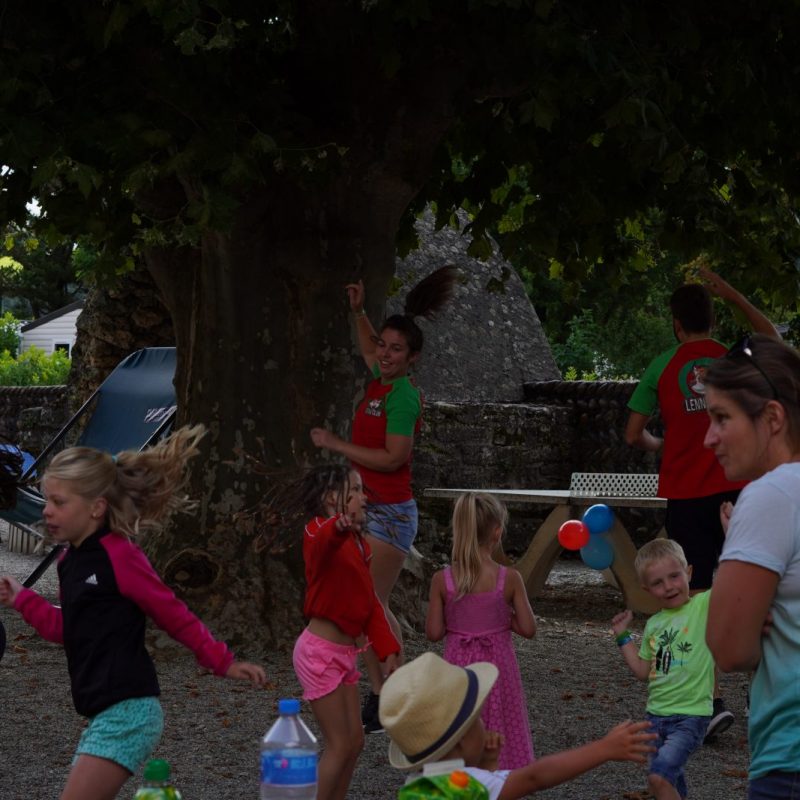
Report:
43,424,206,538
382,265,459,354
450,492,508,597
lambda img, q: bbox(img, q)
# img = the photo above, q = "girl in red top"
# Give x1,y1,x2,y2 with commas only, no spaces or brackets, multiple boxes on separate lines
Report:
310,266,457,731
292,464,400,800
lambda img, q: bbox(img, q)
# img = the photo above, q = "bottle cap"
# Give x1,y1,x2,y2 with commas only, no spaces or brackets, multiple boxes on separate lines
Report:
143,759,171,782
449,770,469,789
278,698,301,715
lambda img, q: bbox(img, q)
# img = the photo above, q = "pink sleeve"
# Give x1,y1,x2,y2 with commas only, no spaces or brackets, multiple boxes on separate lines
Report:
15,588,64,644
103,535,234,676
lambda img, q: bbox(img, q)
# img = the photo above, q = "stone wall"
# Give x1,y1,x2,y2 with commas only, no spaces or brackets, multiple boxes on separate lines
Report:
0,379,666,555
414,380,665,561
0,386,69,452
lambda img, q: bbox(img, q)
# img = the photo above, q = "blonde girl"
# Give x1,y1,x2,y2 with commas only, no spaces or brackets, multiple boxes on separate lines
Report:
0,426,266,800
426,492,536,769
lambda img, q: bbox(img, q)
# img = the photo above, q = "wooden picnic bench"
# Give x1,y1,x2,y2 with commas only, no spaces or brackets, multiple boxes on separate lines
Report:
424,472,666,615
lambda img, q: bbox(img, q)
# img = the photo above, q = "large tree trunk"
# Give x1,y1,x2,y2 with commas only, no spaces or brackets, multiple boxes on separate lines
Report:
143,186,409,655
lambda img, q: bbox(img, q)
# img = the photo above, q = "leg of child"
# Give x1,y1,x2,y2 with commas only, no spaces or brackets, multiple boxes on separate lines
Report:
312,683,364,800
647,772,682,800
60,754,130,800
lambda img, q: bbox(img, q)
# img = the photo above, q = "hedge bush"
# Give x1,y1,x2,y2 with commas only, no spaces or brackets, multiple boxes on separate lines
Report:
0,346,71,385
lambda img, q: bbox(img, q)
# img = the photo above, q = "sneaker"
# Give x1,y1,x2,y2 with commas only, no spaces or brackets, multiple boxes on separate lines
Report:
362,691,384,734
704,698,735,743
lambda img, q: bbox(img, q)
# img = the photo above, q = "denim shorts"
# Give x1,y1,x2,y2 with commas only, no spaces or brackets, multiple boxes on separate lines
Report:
647,713,710,798
364,500,418,554
293,628,363,701
75,697,164,774
749,771,800,799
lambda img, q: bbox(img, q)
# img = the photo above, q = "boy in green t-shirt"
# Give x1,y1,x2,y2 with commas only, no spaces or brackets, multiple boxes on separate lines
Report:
611,539,714,800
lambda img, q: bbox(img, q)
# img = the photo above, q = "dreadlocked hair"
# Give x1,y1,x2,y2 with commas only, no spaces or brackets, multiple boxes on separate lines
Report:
43,424,206,538
381,264,459,354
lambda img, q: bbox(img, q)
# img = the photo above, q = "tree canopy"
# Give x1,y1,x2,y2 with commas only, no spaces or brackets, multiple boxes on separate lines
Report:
3,1,800,646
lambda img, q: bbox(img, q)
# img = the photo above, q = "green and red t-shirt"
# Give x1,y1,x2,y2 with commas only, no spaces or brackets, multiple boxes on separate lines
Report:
351,364,422,504
628,339,746,499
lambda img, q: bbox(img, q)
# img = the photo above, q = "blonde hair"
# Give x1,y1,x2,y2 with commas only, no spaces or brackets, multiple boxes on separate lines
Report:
634,538,688,583
43,424,206,538
450,492,508,597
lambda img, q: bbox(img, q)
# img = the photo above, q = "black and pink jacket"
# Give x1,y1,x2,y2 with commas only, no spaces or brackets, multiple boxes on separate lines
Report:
15,527,234,717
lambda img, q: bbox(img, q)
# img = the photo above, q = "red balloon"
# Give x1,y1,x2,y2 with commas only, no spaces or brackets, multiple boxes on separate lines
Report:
557,519,590,551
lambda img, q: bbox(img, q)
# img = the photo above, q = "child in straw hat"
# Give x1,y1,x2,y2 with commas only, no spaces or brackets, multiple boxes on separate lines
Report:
380,653,656,800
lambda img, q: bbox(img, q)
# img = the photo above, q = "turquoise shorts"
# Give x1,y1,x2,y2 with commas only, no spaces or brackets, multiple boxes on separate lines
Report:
74,697,164,774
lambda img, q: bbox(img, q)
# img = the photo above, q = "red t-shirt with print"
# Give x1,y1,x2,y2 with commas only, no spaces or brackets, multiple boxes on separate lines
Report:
351,368,422,504
628,339,746,499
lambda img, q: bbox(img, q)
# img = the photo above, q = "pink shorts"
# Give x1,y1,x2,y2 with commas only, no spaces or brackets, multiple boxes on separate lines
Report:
292,628,363,701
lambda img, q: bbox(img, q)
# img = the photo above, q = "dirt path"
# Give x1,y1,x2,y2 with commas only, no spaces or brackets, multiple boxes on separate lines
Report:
0,539,750,799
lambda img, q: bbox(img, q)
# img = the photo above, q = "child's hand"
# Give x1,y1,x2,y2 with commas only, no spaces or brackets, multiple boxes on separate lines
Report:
226,660,267,686
602,720,657,763
345,280,366,313
381,652,399,679
0,576,22,608
478,730,505,771
335,513,358,533
611,610,633,635
720,501,734,534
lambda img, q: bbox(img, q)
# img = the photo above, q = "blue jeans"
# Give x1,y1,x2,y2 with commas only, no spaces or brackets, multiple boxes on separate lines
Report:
647,713,710,799
750,772,800,799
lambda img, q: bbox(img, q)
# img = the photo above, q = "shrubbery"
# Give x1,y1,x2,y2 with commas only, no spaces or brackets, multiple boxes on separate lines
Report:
0,346,71,385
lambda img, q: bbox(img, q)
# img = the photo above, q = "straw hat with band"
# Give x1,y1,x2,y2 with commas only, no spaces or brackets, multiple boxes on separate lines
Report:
380,652,499,771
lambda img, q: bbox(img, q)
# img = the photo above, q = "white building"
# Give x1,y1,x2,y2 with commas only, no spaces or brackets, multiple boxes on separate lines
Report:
19,300,83,356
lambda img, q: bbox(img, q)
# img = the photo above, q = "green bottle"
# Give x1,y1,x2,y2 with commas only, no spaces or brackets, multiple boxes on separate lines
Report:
133,759,183,800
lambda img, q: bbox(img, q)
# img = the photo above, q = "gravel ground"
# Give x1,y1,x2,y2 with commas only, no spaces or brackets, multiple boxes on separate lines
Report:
0,527,750,800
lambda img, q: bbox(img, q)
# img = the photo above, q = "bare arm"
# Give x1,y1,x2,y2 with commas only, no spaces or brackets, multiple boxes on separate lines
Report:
700,267,780,339
499,720,657,799
425,570,447,642
507,569,536,638
346,280,379,369
707,560,779,672
310,428,413,472
611,610,650,681
624,411,663,452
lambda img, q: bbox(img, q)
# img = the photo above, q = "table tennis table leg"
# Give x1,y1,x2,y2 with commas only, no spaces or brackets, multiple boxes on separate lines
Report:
513,505,574,599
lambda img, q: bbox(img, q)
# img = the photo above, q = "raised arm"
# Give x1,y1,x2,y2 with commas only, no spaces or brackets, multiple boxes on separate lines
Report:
700,267,780,339
347,280,379,369
611,610,651,681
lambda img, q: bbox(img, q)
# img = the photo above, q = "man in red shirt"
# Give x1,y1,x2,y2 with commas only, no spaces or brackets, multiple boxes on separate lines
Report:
625,267,779,741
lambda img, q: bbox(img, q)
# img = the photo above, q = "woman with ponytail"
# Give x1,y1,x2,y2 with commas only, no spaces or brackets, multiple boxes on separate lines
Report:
310,265,458,732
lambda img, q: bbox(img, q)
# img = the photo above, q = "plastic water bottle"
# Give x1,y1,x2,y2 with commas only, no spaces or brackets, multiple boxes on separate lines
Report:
133,759,183,799
260,698,318,800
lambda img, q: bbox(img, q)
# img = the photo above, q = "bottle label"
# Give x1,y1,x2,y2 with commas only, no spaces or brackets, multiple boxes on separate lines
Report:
260,750,317,786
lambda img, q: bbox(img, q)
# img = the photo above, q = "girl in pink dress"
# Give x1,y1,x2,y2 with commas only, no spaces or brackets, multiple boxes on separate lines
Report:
426,492,537,769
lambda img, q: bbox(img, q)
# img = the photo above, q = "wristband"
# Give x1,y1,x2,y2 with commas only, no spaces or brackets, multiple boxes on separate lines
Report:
352,310,367,319
615,629,633,646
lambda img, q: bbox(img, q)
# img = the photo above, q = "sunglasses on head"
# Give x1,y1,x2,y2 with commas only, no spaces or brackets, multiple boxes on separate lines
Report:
726,335,779,401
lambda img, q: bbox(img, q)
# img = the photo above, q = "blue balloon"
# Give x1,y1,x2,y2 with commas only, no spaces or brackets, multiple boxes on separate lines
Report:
582,503,615,535
580,534,614,570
